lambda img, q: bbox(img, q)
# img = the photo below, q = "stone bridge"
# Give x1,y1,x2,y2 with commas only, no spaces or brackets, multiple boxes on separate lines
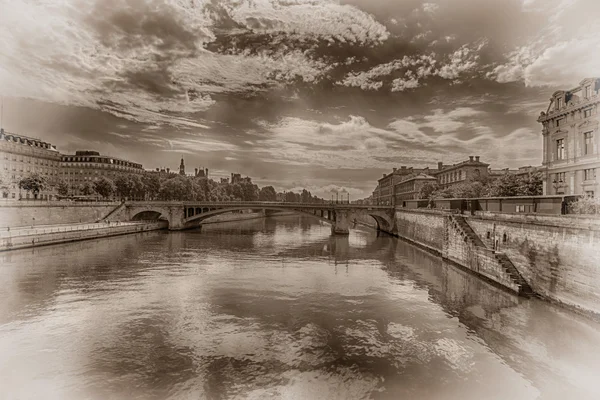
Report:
102,201,396,235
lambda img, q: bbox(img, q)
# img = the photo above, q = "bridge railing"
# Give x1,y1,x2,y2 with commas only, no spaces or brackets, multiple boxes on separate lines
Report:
125,200,392,209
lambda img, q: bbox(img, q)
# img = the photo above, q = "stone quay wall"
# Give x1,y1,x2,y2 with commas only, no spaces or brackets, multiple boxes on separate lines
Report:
0,201,120,227
384,208,600,315
466,212,600,316
0,221,167,252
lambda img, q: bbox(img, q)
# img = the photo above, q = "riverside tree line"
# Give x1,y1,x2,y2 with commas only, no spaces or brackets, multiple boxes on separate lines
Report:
7,172,327,203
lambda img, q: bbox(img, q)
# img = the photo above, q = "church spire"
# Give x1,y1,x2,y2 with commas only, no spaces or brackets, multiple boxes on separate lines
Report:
179,156,185,176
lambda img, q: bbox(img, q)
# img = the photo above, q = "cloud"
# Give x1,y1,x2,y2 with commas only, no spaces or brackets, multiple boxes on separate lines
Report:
224,0,390,44
338,41,484,92
489,0,600,87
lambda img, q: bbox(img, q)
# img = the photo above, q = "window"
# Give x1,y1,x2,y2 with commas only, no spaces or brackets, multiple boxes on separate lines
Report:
557,118,565,126
556,139,565,160
584,109,592,118
516,205,525,213
584,131,594,155
584,168,596,181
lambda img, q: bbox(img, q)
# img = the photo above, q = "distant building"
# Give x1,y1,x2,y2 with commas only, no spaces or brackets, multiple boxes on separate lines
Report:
431,156,489,189
179,157,185,176
230,173,251,184
394,173,438,202
220,177,229,184
0,128,61,200
538,77,599,197
194,167,209,179
60,150,143,196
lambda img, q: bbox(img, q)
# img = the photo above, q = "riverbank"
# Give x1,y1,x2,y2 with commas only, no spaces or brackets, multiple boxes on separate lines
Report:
0,220,167,252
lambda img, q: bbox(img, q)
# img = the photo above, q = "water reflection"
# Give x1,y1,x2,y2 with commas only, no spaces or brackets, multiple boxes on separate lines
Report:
0,215,599,400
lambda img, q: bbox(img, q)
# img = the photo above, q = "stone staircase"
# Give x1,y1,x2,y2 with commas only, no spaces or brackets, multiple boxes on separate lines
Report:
98,201,126,222
449,214,533,297
494,252,534,297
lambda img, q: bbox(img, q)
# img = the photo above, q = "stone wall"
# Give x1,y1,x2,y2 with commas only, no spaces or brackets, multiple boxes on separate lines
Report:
466,213,600,315
394,209,445,254
0,221,167,251
0,201,121,227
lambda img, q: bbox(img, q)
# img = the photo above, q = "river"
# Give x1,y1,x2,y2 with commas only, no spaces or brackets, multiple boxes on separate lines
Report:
1,215,599,400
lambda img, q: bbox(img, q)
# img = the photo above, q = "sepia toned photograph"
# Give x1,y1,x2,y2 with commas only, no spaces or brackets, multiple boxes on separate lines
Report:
0,0,599,399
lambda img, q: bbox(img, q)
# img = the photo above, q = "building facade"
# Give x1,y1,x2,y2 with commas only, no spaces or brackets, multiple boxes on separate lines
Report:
0,129,61,200
60,150,144,196
538,77,600,197
394,173,438,202
432,156,489,188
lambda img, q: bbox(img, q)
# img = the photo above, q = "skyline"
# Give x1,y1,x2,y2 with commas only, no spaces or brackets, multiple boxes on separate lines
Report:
1,0,599,199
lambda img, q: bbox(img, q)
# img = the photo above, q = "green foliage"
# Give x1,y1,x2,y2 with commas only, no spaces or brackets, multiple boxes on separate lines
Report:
93,177,116,199
18,173,47,195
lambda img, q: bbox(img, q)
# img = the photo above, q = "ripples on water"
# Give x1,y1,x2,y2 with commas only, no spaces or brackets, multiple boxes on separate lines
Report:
1,215,599,400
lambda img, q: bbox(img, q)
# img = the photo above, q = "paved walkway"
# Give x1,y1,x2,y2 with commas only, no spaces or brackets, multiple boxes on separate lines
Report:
0,221,148,238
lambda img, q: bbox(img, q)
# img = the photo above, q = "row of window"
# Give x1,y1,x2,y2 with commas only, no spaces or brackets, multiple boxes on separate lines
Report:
2,154,60,166
553,169,597,183
555,131,595,160
555,109,593,127
555,85,595,110
62,156,142,169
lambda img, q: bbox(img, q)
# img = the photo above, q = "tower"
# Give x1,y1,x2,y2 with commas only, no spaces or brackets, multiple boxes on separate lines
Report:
179,157,185,176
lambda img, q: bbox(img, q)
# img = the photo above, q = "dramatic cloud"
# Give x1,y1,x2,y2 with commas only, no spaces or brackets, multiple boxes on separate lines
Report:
0,0,597,197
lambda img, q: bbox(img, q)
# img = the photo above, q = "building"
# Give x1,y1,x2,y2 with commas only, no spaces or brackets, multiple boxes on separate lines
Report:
394,173,438,202
375,166,431,205
432,156,489,188
194,167,209,179
60,150,144,196
538,77,600,197
0,128,61,200
179,157,185,176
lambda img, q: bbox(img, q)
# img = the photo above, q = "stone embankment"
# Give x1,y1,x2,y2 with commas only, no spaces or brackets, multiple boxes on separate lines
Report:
0,220,167,252
375,208,600,317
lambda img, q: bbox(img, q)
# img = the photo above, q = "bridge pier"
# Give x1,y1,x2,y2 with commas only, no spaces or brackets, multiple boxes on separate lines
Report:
331,209,350,235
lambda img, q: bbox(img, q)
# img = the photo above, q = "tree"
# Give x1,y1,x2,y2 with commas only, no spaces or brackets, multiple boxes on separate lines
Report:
114,175,132,200
18,173,47,198
141,173,161,200
159,176,190,200
93,177,116,199
418,182,440,199
259,186,277,201
517,172,543,196
55,179,69,197
79,182,95,196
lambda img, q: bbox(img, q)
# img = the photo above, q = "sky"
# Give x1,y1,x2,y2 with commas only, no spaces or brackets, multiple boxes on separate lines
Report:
1,0,599,199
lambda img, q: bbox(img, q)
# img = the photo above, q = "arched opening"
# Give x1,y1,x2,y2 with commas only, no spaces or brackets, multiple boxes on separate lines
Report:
132,210,168,226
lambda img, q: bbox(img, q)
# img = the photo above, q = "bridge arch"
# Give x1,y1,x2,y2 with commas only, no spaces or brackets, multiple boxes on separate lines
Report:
130,206,174,227
184,206,333,227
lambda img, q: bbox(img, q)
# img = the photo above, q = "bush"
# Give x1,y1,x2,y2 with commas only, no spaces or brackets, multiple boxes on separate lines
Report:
569,197,600,215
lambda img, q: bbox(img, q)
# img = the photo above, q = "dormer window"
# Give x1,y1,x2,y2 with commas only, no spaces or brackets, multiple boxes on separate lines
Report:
556,97,562,109
585,85,591,98
584,108,592,118
556,117,565,127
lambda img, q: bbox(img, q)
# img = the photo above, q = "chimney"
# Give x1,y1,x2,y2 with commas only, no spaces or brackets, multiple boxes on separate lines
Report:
437,162,443,170
475,156,480,162
393,167,397,172
469,156,474,162
194,168,198,176
166,168,170,173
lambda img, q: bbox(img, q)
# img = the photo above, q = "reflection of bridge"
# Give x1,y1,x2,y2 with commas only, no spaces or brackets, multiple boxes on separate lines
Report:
103,201,396,235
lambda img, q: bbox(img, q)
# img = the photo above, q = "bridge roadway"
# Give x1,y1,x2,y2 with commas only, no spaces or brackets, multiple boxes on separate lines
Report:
106,201,396,235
